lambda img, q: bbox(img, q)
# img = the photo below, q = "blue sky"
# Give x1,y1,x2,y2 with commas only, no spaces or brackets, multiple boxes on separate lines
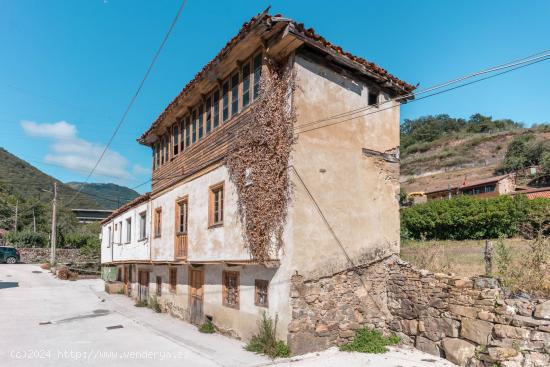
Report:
1,0,549,193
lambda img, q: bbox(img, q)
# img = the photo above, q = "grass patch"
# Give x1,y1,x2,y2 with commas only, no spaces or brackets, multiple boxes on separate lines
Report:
245,312,290,359
340,327,400,354
134,300,148,307
198,319,215,334
148,297,162,313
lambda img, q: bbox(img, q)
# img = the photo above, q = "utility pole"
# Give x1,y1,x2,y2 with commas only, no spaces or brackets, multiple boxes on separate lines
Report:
14,200,18,232
32,208,36,233
50,182,57,266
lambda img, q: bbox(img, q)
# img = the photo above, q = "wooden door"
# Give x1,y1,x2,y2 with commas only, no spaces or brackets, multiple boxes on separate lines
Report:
138,270,149,302
188,269,204,325
175,198,188,260
123,266,130,296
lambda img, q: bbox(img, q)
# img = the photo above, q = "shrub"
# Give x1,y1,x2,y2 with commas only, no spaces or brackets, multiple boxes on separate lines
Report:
340,327,400,354
148,297,162,313
245,312,290,359
198,319,215,334
5,230,48,247
400,195,541,240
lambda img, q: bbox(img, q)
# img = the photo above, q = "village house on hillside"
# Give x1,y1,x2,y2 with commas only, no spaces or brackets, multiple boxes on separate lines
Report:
424,174,515,201
100,10,414,353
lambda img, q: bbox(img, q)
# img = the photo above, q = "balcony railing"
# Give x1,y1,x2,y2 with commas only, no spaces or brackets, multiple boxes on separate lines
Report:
175,233,188,260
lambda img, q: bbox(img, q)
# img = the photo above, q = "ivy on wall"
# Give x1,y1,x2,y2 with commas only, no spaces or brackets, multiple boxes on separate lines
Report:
226,58,296,262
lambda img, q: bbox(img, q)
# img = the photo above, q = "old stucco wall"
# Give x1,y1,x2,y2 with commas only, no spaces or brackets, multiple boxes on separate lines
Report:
288,256,550,366
116,263,290,342
101,201,151,263
150,165,248,262
287,52,400,281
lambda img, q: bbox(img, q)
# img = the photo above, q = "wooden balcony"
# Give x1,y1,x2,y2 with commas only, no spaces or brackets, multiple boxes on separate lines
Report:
175,233,188,260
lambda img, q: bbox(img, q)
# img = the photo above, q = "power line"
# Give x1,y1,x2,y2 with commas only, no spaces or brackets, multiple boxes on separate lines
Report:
65,0,188,207
295,55,550,135
294,51,550,133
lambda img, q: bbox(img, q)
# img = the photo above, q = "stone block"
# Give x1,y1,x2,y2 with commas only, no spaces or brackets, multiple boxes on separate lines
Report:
494,324,530,339
461,318,493,345
534,300,550,320
288,332,328,356
473,277,499,289
415,336,439,356
531,331,550,343
401,319,419,336
477,310,496,322
487,347,519,361
480,288,499,299
524,351,550,367
449,304,478,318
441,338,475,366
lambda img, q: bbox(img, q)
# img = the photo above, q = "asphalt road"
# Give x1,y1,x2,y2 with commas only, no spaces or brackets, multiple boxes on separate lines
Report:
0,264,455,367
0,264,266,367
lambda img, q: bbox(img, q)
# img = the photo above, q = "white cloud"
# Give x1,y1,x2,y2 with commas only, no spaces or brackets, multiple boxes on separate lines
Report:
21,120,76,140
132,164,151,176
21,120,145,181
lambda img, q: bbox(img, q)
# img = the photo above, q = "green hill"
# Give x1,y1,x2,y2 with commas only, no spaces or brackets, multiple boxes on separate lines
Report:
400,114,550,194
0,147,100,209
66,182,139,210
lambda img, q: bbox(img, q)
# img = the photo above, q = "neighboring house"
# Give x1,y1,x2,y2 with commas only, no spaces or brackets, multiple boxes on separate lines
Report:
425,174,515,201
511,186,550,199
100,11,413,350
71,208,113,223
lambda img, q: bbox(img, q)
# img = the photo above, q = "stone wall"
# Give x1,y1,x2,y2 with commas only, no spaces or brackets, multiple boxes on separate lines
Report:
18,248,97,265
289,255,550,367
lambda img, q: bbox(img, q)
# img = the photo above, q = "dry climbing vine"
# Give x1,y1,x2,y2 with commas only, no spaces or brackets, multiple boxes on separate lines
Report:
226,58,296,262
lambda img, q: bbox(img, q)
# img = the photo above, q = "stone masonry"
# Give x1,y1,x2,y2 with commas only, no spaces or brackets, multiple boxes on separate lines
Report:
289,255,550,367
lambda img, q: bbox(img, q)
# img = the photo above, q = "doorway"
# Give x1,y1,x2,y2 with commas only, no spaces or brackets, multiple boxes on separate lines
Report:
188,268,204,325
138,269,150,302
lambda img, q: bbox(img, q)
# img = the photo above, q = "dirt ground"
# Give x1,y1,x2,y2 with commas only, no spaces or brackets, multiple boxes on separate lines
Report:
400,238,530,277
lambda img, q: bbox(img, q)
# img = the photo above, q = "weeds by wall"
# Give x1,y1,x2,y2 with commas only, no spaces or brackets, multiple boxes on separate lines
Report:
226,58,296,261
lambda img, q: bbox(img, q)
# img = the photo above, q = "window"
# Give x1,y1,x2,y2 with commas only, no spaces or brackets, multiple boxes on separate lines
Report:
125,218,131,243
222,81,229,121
205,97,212,134
242,62,251,108
231,72,239,116
161,136,167,164
191,110,197,144
172,124,179,156
180,119,185,152
213,91,220,128
255,279,269,307
184,116,190,149
107,226,112,247
152,146,156,170
169,267,177,293
154,207,162,238
118,221,122,244
368,90,379,106
156,276,162,297
198,105,204,140
209,182,224,227
176,199,188,234
222,271,239,308
155,143,160,168
139,211,147,240
253,53,262,100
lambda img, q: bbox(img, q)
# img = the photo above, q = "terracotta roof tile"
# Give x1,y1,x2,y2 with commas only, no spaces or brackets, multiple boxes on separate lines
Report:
101,192,151,224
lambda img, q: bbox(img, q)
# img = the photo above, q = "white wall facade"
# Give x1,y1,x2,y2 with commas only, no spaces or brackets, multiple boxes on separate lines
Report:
150,165,251,262
100,201,151,263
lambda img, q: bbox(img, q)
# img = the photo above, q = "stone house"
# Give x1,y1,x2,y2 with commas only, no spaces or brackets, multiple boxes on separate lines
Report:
425,174,515,201
100,10,414,347
99,12,550,366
